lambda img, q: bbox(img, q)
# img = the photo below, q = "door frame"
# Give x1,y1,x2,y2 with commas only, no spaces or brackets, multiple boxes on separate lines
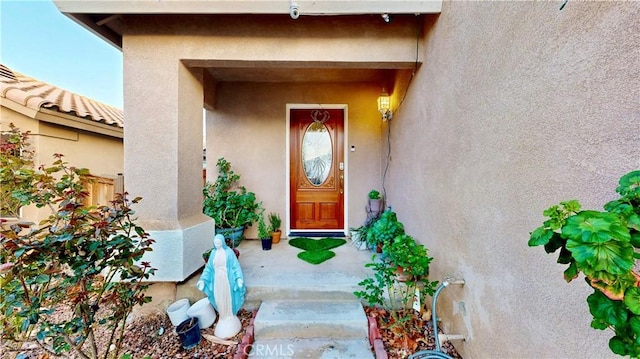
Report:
285,103,349,236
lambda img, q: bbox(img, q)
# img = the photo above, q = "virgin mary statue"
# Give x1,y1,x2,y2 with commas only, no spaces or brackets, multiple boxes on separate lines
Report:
197,234,246,338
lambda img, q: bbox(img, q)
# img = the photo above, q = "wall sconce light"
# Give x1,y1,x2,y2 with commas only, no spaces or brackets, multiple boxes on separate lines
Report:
377,88,393,121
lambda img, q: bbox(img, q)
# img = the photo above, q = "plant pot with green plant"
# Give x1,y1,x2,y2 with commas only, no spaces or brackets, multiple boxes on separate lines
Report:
258,214,272,250
386,234,433,282
203,157,262,249
268,212,282,244
367,189,384,218
366,209,404,253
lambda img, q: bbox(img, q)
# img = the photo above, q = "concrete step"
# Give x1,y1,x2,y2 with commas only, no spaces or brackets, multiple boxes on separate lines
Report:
248,337,374,359
253,300,369,340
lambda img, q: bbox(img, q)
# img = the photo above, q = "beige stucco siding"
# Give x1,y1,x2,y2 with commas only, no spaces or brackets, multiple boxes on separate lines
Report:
1,108,123,224
387,1,639,357
207,82,384,238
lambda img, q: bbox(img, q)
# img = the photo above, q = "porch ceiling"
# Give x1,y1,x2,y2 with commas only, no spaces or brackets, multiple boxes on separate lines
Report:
205,67,394,83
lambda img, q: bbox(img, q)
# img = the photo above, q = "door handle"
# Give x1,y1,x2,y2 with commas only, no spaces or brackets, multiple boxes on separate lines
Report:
339,174,344,194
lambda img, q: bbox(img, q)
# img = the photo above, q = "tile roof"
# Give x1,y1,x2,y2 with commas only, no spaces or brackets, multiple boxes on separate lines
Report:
0,64,123,128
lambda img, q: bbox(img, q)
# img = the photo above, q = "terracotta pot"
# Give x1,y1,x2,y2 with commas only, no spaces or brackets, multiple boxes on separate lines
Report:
394,265,410,282
271,230,282,244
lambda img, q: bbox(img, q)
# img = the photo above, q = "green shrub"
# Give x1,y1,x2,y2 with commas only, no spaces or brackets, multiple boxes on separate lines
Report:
529,170,640,357
0,124,155,359
203,158,262,229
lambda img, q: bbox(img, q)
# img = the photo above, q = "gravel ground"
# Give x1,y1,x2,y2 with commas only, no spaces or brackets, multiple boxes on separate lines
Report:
3,306,462,359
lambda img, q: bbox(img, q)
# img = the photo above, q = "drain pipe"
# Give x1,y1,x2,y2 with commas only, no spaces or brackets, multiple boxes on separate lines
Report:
432,277,465,352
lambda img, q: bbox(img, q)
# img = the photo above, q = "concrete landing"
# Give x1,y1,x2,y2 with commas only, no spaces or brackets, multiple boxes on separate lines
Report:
237,237,373,310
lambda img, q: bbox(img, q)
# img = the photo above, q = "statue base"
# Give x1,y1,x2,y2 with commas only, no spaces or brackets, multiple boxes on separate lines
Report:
214,315,241,339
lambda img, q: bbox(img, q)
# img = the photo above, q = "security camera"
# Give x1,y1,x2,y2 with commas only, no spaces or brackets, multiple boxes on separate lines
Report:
290,3,300,19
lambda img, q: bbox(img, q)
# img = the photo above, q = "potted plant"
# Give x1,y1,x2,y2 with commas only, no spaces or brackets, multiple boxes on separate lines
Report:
258,214,272,250
367,189,384,218
386,234,433,282
366,209,404,253
203,158,262,248
268,212,282,244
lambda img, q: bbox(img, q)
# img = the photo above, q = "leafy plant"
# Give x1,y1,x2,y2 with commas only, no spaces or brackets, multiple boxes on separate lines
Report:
387,234,434,280
203,157,262,230
356,219,437,334
268,212,281,233
0,124,156,359
529,170,640,357
369,189,381,200
257,214,270,239
366,210,405,249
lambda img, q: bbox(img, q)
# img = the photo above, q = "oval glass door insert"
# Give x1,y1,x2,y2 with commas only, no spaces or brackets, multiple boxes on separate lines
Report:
302,122,332,186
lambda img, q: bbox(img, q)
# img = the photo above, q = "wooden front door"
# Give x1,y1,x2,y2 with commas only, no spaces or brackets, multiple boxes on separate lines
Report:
290,108,345,230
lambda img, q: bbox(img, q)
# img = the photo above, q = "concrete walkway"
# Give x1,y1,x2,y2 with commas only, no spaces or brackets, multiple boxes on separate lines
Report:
241,237,374,358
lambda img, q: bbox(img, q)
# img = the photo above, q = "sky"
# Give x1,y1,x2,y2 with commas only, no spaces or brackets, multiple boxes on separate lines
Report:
1,0,123,108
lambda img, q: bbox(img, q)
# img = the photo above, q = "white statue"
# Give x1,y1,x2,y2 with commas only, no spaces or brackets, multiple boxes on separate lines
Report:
197,234,246,339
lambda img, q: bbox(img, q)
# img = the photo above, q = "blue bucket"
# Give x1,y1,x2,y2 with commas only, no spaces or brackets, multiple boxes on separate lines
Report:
176,317,201,350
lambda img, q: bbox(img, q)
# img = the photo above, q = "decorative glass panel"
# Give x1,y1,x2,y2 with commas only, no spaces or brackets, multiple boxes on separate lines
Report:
302,122,332,186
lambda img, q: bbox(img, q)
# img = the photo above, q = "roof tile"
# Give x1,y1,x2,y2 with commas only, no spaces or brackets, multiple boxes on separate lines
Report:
0,64,123,128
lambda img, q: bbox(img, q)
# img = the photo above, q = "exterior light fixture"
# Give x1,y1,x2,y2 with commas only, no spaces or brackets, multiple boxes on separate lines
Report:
377,88,393,121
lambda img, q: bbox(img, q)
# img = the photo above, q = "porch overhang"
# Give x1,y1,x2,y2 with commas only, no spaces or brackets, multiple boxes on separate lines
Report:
53,0,442,49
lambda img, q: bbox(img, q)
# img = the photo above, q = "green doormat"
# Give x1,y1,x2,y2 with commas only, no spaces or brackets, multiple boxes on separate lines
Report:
297,250,336,265
289,237,346,264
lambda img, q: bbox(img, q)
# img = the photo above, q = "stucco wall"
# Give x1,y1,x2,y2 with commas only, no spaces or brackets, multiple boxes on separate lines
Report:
387,1,639,357
1,109,123,224
206,82,384,238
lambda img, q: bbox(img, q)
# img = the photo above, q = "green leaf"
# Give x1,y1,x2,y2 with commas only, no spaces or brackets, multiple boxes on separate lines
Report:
544,233,565,253
616,170,640,198
35,274,50,284
561,200,582,213
631,232,640,248
563,261,579,282
591,317,608,330
624,287,640,315
588,290,628,327
528,226,553,247
609,336,628,356
556,246,573,264
562,211,630,243
21,318,30,332
630,316,640,336
566,238,634,274
626,214,640,231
